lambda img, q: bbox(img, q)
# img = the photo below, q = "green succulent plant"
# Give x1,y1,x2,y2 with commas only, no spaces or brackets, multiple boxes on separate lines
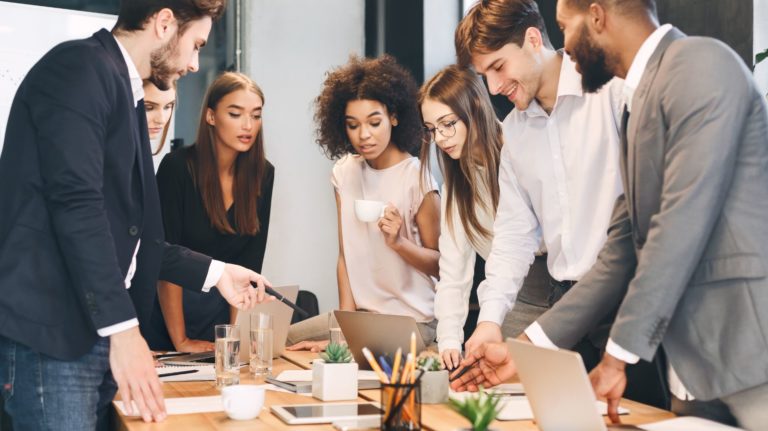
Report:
320,342,353,363
416,351,443,371
448,387,502,431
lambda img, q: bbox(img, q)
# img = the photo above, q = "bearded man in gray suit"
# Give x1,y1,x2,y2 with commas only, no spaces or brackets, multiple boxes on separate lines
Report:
450,1,768,429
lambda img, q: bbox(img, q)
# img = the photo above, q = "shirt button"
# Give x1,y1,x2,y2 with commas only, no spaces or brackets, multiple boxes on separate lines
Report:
128,226,139,236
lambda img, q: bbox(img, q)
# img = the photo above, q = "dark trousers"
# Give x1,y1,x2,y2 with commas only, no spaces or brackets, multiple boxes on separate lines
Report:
0,336,117,431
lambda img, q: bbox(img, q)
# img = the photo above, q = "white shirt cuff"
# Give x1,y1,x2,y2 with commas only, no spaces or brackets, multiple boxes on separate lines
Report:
438,339,463,353
477,301,509,326
606,338,640,364
202,260,226,293
523,322,559,350
97,318,139,337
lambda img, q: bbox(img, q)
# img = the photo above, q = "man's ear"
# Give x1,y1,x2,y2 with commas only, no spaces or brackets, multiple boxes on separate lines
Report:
524,26,545,51
152,8,177,41
588,3,607,33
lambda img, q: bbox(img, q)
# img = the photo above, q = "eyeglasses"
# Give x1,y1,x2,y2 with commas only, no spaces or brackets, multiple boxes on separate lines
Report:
424,118,459,142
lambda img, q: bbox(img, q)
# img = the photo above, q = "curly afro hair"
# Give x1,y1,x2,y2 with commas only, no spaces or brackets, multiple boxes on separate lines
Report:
314,54,424,160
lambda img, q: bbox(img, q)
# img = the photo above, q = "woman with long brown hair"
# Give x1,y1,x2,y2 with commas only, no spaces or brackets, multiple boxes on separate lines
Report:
419,65,503,369
144,72,274,352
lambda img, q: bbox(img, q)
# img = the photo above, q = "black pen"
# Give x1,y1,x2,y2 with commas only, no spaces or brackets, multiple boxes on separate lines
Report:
448,359,480,382
250,283,310,318
158,369,198,378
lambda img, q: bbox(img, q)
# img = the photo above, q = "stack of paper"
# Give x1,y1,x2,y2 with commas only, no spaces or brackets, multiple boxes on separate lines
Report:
114,396,223,416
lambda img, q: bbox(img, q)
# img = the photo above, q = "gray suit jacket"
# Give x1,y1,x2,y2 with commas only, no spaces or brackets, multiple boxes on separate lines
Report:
536,28,768,400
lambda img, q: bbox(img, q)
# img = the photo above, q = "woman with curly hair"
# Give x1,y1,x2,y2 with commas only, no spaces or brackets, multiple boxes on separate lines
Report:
287,55,440,351
419,65,503,370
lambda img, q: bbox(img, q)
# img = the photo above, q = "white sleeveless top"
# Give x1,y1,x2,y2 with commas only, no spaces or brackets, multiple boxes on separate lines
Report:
332,154,438,322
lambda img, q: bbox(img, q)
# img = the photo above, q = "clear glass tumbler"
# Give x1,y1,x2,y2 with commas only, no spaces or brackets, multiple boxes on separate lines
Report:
250,312,273,377
215,324,240,389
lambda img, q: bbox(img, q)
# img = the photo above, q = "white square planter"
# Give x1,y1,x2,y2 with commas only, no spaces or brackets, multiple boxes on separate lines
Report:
312,360,358,401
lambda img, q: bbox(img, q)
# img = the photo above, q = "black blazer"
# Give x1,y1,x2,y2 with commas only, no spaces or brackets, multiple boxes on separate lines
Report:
0,29,210,360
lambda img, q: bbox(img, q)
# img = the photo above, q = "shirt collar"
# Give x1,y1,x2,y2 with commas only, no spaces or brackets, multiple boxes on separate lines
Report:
112,34,144,107
623,23,673,112
523,51,582,118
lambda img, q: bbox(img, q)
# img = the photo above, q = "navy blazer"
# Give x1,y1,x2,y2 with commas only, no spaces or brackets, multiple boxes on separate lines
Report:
0,29,210,360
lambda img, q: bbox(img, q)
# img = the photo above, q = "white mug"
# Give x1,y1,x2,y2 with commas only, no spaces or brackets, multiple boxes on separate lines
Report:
354,199,386,222
221,385,265,421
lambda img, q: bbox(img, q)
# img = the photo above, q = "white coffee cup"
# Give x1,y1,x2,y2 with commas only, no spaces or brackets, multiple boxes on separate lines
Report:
221,384,265,421
354,199,386,222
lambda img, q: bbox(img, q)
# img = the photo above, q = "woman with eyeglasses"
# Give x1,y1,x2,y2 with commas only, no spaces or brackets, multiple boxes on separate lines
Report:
286,55,440,352
419,65,503,370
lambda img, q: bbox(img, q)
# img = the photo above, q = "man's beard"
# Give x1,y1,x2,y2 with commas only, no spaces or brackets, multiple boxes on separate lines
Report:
148,33,180,91
572,24,615,93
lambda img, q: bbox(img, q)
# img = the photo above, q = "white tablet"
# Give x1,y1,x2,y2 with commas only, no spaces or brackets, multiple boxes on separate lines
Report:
271,402,382,425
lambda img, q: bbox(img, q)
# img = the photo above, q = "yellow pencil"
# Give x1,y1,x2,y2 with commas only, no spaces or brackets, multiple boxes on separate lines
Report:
400,353,412,385
391,347,402,383
362,347,390,384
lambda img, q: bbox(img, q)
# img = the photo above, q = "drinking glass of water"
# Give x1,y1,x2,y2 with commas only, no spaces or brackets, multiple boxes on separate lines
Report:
215,324,240,389
250,312,273,378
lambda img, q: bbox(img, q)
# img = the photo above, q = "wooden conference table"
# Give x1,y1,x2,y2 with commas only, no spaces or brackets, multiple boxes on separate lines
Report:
114,350,674,431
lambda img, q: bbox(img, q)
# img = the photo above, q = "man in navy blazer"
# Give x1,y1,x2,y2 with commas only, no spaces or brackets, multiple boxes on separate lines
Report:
0,1,271,428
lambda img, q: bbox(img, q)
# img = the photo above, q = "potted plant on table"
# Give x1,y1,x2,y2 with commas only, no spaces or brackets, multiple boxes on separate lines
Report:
312,342,358,401
416,351,449,404
448,387,502,431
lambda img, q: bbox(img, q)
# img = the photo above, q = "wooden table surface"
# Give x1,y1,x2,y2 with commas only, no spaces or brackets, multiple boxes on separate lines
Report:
115,350,675,430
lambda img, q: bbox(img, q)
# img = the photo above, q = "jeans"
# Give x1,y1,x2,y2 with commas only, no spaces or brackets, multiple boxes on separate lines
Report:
0,336,116,431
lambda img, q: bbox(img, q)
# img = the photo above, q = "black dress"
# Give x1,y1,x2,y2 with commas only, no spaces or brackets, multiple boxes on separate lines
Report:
143,146,274,350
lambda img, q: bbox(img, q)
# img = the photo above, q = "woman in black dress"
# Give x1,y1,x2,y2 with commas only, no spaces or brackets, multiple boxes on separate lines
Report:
144,72,274,352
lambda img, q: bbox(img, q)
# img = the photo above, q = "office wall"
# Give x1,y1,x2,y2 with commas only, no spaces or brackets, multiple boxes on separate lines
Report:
243,1,365,312
657,0,753,67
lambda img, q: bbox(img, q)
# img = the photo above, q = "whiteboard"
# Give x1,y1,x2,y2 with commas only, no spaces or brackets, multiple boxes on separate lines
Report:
0,1,116,154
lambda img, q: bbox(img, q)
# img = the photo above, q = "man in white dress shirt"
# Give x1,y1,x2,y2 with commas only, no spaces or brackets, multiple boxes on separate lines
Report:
454,0,666,408
452,0,768,429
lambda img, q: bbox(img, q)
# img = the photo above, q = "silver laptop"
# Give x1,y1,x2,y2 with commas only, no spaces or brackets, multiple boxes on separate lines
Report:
334,310,426,370
507,339,639,431
161,285,299,366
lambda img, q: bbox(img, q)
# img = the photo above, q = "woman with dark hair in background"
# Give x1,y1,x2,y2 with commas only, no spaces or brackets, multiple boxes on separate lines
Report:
419,65,503,370
144,72,274,352
287,54,440,351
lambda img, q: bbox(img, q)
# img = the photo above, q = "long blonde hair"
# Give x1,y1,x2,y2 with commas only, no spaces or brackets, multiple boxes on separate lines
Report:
419,65,502,247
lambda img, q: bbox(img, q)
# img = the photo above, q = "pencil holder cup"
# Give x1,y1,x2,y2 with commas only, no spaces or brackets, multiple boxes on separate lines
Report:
380,381,421,430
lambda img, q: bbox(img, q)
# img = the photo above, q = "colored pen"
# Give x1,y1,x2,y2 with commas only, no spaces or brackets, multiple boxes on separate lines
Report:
378,356,393,378
362,347,390,383
158,369,198,378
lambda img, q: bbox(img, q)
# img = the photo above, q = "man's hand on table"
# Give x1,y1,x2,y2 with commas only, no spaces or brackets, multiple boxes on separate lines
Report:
111,327,166,422
589,352,627,424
